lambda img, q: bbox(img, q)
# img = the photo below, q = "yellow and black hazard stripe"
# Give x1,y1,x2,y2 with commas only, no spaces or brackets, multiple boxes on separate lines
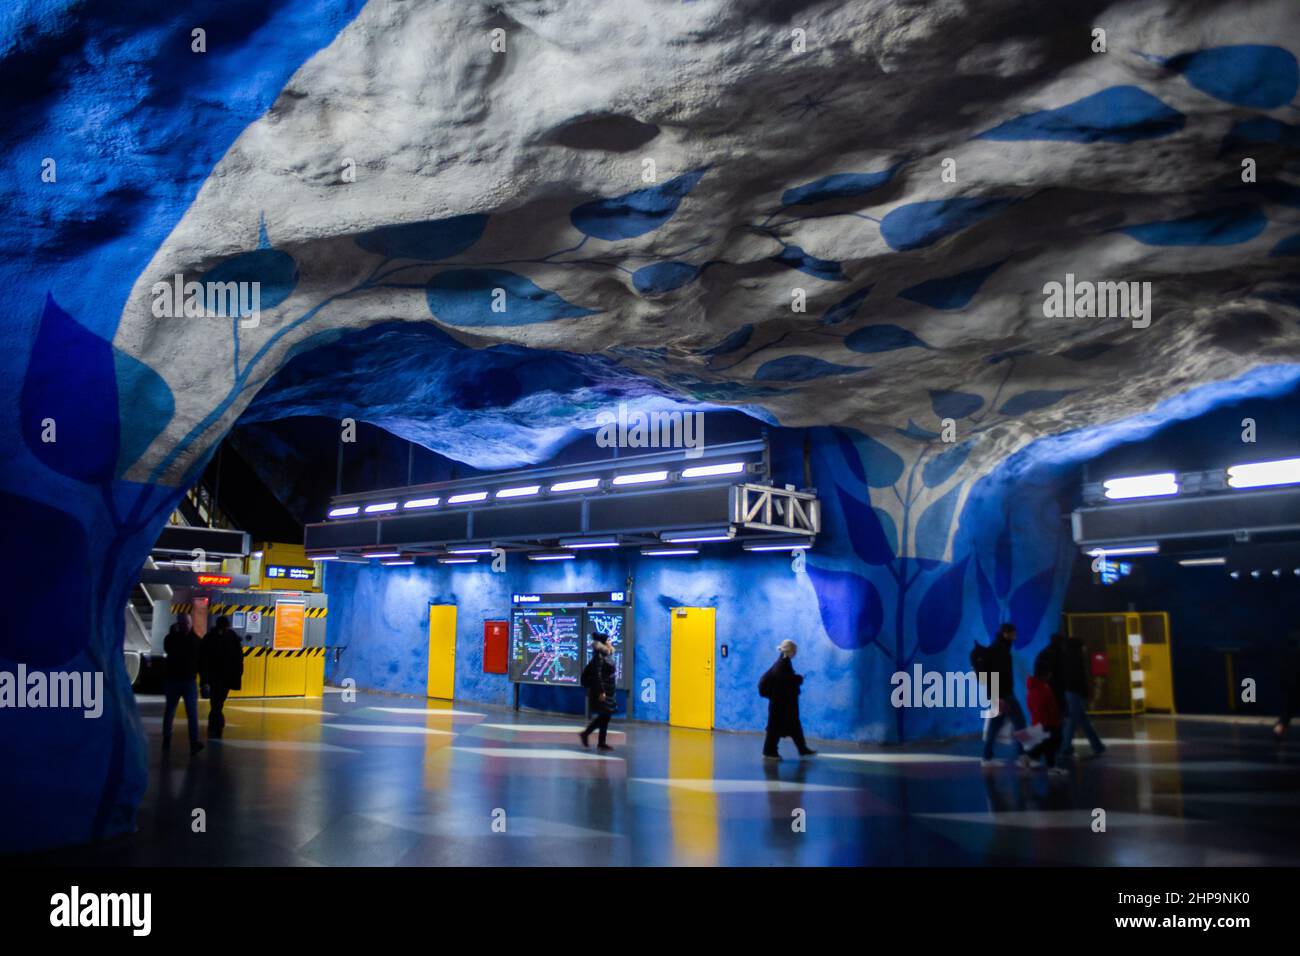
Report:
240,647,328,659
212,603,276,616
305,607,328,619
170,603,194,614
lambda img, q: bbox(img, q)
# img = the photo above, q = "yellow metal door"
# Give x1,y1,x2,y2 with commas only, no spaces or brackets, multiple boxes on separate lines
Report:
669,607,715,730
427,605,457,700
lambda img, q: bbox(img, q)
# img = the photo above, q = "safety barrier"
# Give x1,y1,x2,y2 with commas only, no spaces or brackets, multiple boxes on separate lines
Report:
229,647,326,699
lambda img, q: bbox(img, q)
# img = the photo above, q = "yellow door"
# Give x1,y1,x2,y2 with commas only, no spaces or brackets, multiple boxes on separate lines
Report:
427,605,457,700
669,607,715,730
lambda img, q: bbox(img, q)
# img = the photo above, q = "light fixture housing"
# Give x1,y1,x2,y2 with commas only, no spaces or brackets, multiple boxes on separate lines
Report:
447,491,489,505
1085,543,1159,557
549,477,601,493
446,545,494,555
527,551,576,561
611,470,669,487
403,497,441,510
743,539,812,552
364,501,399,514
680,461,746,479
1177,557,1225,567
328,506,360,518
381,558,414,566
1226,456,1300,489
560,537,620,549
496,485,541,499
661,528,733,544
437,556,478,565
640,547,699,556
365,551,401,559
1102,473,1179,500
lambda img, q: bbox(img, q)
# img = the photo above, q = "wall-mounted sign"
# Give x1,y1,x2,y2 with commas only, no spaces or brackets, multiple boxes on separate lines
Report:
265,565,314,581
196,573,233,586
245,609,262,634
274,602,305,650
511,591,629,605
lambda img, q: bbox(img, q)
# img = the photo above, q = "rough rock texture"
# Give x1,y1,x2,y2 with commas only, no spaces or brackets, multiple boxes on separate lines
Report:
3,0,1300,851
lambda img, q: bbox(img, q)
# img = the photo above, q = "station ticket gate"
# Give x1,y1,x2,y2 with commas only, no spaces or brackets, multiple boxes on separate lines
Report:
1063,611,1175,715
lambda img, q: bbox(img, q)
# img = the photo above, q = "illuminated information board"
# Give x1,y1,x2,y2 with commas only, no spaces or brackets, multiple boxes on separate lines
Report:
508,607,583,686
584,607,630,690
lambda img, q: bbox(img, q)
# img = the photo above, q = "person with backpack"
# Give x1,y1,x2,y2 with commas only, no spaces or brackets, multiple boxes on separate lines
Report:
1058,631,1106,760
975,623,1031,768
759,640,816,759
579,635,618,750
200,615,244,740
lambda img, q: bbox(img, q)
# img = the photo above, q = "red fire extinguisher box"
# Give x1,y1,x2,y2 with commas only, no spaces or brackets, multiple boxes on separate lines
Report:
484,620,508,674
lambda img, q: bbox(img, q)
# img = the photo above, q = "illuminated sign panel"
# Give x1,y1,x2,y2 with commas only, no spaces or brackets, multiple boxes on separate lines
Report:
196,574,233,586
265,565,315,581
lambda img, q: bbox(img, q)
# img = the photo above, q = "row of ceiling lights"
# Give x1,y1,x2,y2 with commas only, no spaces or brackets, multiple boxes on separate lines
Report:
1101,456,1300,500
325,461,751,519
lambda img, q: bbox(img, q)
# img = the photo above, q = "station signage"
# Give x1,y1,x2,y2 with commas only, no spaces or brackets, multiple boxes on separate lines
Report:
265,565,314,581
196,573,233,586
511,590,629,605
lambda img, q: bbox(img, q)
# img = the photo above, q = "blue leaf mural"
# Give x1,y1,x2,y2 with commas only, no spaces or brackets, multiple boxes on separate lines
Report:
999,389,1077,416
781,166,898,206
849,431,905,488
20,296,119,483
570,168,707,240
1167,45,1299,109
806,564,885,650
829,427,866,485
1008,567,1057,646
113,347,175,477
880,197,1017,251
916,557,970,654
898,260,1005,310
754,355,868,381
994,521,1013,600
896,420,941,442
915,482,963,557
426,269,597,327
844,323,932,353
975,559,1001,638
703,324,754,356
1271,234,1300,258
1221,117,1300,152
355,213,489,261
771,244,846,280
632,261,701,294
975,86,1184,143
200,246,298,313
821,285,873,325
836,486,896,565
1119,206,1266,246
930,389,983,419
922,439,974,488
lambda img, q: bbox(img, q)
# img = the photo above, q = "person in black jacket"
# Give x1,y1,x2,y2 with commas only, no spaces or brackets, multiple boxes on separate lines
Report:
980,623,1029,767
200,615,244,740
1034,632,1066,710
760,640,816,759
579,635,617,750
1272,637,1300,740
162,613,204,755
1058,632,1105,760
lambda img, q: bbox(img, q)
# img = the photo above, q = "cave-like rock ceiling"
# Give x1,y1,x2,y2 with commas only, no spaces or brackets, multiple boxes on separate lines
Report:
9,0,1300,481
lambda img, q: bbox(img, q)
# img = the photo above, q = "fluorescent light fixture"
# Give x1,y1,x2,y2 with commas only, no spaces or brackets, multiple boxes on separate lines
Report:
681,461,745,479
528,551,576,561
1226,456,1300,489
364,501,399,514
1178,557,1225,567
641,547,698,556
743,540,812,552
560,537,620,549
251,550,264,559
496,485,540,499
611,470,669,486
437,556,478,565
381,559,414,566
1103,473,1179,500
1086,543,1159,557
310,555,339,562
328,506,360,518
662,528,732,543
447,545,494,555
365,552,401,559
403,497,441,510
550,477,601,493
447,491,489,504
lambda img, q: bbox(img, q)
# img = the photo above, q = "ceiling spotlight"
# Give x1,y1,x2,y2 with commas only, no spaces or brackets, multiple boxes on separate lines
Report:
1230,571,1241,580
1251,570,1262,579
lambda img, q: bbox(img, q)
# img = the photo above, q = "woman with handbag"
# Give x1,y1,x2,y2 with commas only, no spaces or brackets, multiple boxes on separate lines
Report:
579,636,618,750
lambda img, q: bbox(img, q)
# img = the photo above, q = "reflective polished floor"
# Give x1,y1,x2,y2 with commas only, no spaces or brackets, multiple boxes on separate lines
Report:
28,691,1300,866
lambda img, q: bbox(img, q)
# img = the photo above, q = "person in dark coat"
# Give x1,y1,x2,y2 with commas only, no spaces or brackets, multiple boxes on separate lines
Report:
1034,632,1066,709
759,640,816,759
579,635,617,750
1058,632,1105,760
980,623,1029,767
200,615,244,740
162,613,204,755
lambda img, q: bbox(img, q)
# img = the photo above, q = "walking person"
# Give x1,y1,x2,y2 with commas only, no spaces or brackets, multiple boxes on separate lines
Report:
200,615,243,740
1058,631,1106,761
162,613,204,755
1272,635,1300,740
579,635,617,750
759,640,816,759
977,623,1031,768
1026,655,1067,776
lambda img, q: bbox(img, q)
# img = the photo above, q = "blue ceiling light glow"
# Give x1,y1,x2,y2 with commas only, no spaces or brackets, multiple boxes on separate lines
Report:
1102,473,1179,499
549,477,601,493
403,496,441,509
680,461,745,479
611,470,669,486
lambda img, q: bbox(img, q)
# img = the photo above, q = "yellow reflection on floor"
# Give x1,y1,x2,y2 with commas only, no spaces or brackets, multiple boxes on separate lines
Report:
667,726,718,865
423,716,455,790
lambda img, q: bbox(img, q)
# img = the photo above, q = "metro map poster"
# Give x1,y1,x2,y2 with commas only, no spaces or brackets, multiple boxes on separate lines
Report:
508,607,583,685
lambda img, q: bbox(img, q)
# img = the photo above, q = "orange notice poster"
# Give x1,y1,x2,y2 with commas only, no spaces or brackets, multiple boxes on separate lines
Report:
274,601,305,650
